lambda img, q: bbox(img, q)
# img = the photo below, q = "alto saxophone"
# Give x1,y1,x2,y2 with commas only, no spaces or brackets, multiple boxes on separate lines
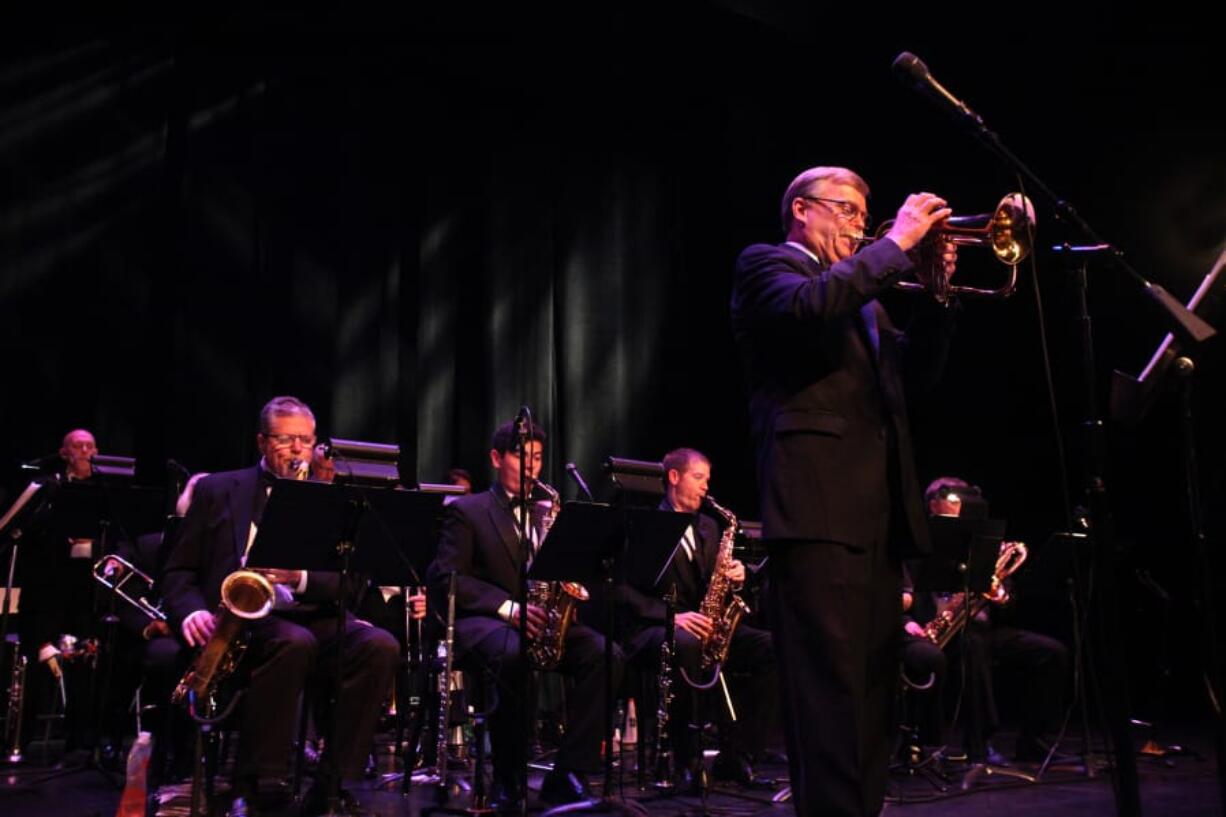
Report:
525,480,589,671
696,495,750,674
922,540,1028,650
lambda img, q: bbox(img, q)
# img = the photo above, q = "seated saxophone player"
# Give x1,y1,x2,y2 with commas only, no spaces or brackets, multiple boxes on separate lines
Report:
619,448,775,790
425,420,624,810
906,477,1069,765
161,396,399,816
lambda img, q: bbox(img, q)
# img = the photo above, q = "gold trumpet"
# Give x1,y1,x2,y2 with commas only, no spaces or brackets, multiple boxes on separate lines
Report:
860,192,1036,303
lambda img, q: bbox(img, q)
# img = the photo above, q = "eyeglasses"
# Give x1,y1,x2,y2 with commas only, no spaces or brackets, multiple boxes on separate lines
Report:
263,433,316,448
801,196,871,229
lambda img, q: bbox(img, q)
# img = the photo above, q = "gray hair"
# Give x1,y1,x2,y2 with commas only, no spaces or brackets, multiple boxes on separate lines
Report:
779,166,870,232
258,395,315,434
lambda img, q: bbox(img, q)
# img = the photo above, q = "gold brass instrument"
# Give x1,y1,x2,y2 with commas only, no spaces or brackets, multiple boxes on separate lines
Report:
696,495,750,675
865,192,1035,304
525,480,590,671
93,555,167,622
171,570,275,708
922,540,1028,650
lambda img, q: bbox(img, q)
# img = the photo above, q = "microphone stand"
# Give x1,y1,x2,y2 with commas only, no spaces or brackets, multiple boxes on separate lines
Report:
893,52,1221,817
515,409,533,817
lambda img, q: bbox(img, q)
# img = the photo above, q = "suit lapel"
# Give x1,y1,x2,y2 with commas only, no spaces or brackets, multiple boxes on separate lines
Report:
486,490,524,571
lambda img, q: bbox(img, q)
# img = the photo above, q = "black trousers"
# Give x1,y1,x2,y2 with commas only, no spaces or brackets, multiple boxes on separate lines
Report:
900,635,947,747
455,619,621,782
624,621,775,764
238,612,399,782
769,541,900,817
955,623,1068,758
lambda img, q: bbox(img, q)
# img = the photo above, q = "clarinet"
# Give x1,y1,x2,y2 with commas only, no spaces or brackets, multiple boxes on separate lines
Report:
434,572,457,791
652,586,678,789
3,640,26,763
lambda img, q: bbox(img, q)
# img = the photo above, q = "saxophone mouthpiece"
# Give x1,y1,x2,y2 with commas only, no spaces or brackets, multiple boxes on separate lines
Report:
289,458,309,480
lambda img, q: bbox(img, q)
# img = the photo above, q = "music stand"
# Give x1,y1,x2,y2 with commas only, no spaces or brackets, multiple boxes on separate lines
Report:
532,501,688,817
46,469,157,779
249,479,444,811
1,480,58,769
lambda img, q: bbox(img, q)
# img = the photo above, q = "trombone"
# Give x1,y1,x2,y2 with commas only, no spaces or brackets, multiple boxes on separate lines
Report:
92,554,167,622
859,192,1036,303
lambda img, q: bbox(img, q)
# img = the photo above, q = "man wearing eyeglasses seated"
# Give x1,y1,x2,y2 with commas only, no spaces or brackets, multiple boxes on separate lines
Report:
730,166,960,817
162,395,399,816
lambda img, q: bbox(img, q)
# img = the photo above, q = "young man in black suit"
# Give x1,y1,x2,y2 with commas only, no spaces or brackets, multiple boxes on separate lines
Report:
731,166,958,817
619,447,775,789
427,420,622,809
162,396,399,815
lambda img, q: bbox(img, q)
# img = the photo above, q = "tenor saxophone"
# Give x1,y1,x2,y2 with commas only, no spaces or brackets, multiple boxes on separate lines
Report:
172,570,275,710
525,480,589,671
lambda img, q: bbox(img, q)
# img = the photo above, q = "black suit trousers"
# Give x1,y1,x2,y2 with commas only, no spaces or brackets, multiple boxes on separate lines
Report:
238,611,398,781
455,618,621,779
768,541,900,817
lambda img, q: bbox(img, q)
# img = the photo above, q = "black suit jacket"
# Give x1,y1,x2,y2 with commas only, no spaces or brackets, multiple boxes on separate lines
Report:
161,465,343,629
426,485,548,645
731,239,954,557
618,501,720,627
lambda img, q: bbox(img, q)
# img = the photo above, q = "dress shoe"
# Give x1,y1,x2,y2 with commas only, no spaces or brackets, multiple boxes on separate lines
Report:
984,743,1011,767
301,781,363,816
710,751,773,789
539,768,594,805
672,765,703,795
488,779,525,814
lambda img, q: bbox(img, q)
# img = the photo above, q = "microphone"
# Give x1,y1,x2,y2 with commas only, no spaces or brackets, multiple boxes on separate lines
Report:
892,52,983,126
565,463,594,502
513,405,531,438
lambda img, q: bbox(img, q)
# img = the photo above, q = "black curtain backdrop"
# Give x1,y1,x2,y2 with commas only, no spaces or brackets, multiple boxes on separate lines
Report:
2,5,1224,719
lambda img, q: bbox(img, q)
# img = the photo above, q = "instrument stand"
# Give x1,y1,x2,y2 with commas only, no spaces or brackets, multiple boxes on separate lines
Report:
536,502,687,817
887,683,951,795
424,574,495,817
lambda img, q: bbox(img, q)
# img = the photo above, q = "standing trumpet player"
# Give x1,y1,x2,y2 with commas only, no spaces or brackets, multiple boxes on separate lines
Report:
161,396,398,816
730,166,960,817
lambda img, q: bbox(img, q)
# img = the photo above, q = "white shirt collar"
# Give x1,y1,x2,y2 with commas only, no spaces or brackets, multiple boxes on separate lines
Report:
784,240,822,265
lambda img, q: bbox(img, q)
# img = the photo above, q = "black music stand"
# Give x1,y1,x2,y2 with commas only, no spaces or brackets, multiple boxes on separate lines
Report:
533,502,689,817
352,488,446,795
44,470,157,779
1,480,58,771
249,479,443,810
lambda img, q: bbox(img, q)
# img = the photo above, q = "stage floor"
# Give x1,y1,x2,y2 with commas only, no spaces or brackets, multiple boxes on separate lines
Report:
1,726,1220,817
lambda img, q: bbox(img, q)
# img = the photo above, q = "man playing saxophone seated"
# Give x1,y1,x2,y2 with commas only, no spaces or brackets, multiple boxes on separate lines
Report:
619,448,776,789
426,420,623,810
161,396,399,816
900,477,1068,765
